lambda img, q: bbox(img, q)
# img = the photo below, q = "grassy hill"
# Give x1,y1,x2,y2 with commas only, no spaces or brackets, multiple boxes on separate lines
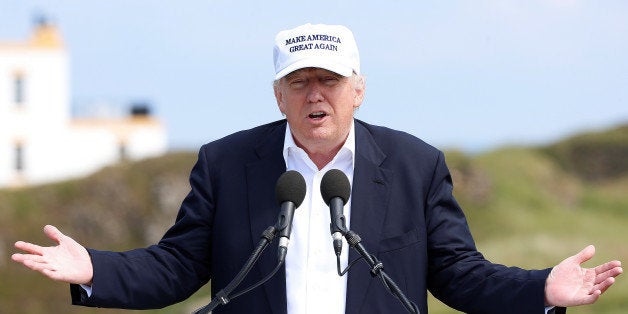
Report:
1,125,627,314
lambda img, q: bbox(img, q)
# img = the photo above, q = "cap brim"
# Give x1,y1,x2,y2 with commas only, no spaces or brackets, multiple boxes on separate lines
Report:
275,57,354,80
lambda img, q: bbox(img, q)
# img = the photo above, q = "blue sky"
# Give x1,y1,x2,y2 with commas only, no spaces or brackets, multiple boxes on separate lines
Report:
2,1,627,151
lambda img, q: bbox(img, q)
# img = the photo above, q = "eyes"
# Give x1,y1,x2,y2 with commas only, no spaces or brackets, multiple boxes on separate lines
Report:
287,74,342,89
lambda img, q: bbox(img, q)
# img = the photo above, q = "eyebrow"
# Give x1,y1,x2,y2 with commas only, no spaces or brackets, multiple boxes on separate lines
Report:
284,69,343,82
284,68,313,81
284,72,301,81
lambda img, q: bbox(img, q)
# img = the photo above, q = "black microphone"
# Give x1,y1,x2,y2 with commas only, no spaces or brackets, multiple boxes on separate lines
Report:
275,170,306,263
320,169,351,257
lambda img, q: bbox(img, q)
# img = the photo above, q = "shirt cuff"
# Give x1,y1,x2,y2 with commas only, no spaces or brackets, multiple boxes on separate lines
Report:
80,284,93,297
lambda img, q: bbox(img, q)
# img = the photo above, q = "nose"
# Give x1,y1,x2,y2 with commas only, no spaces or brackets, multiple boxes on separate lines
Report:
306,82,324,103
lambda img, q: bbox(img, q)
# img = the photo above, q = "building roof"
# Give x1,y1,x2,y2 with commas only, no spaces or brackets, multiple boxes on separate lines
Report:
0,20,64,50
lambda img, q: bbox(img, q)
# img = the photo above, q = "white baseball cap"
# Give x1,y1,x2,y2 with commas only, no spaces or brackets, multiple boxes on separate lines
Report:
273,23,360,80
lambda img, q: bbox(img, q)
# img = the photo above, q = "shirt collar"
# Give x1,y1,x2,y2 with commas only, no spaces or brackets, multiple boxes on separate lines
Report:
282,120,356,171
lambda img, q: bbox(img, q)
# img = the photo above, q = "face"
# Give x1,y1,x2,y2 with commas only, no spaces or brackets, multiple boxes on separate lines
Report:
274,67,364,154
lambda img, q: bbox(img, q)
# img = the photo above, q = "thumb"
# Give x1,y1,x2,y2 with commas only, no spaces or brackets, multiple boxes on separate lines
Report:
573,245,596,265
43,225,64,244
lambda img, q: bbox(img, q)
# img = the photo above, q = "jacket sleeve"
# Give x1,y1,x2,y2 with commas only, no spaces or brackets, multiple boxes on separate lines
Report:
71,146,215,309
426,151,551,314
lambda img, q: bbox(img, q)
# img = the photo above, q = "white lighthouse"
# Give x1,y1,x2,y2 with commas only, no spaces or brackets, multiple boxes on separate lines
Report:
0,20,167,188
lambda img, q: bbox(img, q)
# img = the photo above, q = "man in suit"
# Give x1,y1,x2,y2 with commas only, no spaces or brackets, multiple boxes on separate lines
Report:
12,23,622,314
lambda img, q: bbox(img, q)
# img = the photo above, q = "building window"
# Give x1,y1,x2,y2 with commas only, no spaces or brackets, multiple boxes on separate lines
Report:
15,143,24,172
14,73,25,106
119,143,128,161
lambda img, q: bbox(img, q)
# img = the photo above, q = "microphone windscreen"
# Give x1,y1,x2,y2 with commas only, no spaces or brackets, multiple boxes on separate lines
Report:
275,170,307,207
320,169,351,205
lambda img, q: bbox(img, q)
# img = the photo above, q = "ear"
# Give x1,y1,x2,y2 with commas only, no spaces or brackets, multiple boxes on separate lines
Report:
353,82,365,109
274,83,286,114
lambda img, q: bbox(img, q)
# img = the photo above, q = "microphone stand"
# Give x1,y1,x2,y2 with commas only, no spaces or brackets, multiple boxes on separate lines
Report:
192,226,278,314
343,230,420,314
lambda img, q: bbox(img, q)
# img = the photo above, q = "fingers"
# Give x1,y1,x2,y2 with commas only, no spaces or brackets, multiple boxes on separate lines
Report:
13,225,65,255
589,261,622,299
580,289,602,305
573,245,596,264
594,263,623,289
12,246,52,272
593,276,616,294
14,254,55,274
594,260,622,275
12,246,66,282
595,261,623,280
14,240,44,256
25,260,68,282
11,252,27,263
11,252,46,264
43,225,64,244
12,252,70,282
23,257,51,271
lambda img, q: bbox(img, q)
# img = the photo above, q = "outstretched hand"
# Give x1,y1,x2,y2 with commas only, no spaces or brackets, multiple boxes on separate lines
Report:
545,245,622,307
12,225,94,285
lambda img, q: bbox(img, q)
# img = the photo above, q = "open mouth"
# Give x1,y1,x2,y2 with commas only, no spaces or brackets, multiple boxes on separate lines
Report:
308,112,327,119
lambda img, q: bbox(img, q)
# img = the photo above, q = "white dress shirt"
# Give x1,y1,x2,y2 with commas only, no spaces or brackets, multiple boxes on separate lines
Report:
283,121,355,314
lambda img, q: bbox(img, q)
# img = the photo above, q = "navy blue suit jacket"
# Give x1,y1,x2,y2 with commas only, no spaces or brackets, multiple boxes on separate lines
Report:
71,119,552,313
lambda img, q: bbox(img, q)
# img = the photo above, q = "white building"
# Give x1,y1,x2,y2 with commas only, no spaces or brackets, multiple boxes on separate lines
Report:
0,21,167,188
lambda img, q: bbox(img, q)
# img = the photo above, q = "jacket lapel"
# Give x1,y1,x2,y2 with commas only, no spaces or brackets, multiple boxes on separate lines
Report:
345,121,392,314
246,121,288,314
